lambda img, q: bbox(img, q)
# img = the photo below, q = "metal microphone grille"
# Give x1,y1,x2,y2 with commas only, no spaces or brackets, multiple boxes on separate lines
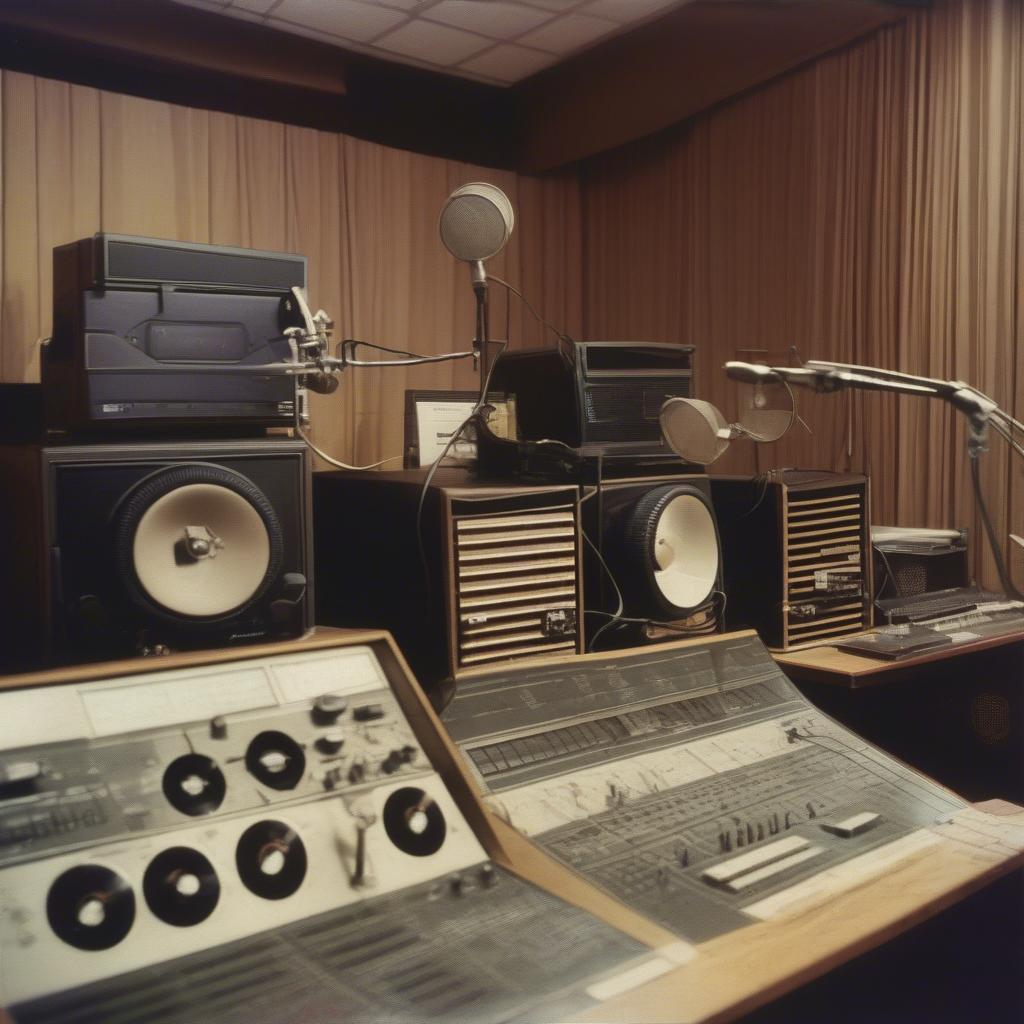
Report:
439,183,514,262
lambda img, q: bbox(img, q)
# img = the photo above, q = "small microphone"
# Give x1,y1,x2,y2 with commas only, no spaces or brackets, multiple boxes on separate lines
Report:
304,372,339,395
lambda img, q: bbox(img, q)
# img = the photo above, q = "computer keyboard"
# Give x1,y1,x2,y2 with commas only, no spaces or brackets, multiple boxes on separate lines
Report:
875,586,1006,625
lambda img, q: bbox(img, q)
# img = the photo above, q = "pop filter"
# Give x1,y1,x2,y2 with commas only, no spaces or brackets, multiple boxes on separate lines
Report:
659,398,731,465
736,379,796,442
439,183,514,264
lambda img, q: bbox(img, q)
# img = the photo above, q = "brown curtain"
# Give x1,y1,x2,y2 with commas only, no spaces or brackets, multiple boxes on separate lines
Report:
0,72,583,471
1,0,1019,587
580,0,1022,590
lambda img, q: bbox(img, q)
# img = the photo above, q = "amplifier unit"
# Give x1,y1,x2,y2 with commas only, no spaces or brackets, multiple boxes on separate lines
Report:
711,472,872,650
873,532,970,602
0,634,661,1023
484,341,694,459
43,234,306,433
314,470,584,708
0,438,312,669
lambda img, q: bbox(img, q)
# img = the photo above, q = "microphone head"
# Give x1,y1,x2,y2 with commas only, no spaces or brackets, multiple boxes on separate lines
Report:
439,182,514,263
659,398,731,465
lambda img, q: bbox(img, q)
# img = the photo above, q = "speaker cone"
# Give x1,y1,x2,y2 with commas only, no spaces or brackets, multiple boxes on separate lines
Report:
621,485,721,618
114,464,284,625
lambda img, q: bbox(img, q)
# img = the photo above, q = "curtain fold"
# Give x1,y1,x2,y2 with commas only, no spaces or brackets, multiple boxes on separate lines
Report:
0,0,1018,586
579,0,1021,589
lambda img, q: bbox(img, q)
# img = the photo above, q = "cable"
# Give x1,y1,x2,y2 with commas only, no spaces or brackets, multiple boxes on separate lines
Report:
487,275,574,347
970,454,1023,601
582,531,625,652
415,337,511,595
296,423,403,471
340,338,476,368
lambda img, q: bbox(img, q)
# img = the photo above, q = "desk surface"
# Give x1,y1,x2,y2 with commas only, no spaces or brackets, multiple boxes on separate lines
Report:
774,625,1024,688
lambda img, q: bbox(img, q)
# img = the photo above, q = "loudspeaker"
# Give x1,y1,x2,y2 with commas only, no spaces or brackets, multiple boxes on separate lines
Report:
711,471,873,650
583,474,724,649
314,469,583,707
0,439,312,669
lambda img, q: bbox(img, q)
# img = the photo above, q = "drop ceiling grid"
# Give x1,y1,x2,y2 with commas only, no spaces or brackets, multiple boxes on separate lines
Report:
171,0,687,85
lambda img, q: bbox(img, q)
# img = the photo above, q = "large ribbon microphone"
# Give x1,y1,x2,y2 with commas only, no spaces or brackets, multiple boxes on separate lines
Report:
439,183,514,377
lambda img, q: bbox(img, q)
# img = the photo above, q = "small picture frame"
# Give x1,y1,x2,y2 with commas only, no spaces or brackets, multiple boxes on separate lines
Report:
403,390,516,468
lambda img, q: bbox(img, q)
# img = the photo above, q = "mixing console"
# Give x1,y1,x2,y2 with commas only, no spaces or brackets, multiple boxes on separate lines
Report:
0,638,661,1023
444,634,967,941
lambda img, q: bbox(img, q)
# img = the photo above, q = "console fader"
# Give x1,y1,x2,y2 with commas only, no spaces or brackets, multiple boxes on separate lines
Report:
0,635,667,1024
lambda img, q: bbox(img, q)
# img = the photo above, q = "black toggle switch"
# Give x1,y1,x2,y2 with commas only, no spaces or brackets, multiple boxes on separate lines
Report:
353,704,385,723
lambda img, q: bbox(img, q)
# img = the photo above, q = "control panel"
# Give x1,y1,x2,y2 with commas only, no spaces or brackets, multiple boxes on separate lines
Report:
0,640,658,1023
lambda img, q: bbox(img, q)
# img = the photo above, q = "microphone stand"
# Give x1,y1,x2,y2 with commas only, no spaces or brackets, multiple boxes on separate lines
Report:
803,360,1023,600
471,260,491,398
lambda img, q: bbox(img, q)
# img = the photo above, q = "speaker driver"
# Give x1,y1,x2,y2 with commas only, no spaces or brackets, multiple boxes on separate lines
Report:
47,865,135,950
383,787,446,857
115,464,284,624
143,847,220,927
236,820,307,900
622,485,721,618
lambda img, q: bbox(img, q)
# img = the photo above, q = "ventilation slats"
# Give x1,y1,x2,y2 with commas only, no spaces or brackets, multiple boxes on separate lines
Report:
453,503,581,669
784,484,869,647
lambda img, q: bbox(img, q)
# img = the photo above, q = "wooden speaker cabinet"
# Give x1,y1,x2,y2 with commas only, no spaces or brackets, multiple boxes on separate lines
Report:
711,471,873,650
314,469,584,707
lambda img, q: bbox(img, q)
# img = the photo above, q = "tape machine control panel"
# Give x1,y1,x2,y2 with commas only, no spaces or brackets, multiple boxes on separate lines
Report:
0,640,657,1024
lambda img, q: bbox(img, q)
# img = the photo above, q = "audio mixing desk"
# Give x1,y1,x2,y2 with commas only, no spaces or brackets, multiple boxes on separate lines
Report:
2,629,1021,1024
0,630,680,1024
440,630,1024,1021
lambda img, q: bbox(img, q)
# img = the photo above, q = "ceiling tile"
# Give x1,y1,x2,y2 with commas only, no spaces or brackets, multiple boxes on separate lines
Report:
518,12,616,54
585,0,680,23
374,19,490,65
459,43,558,83
271,0,407,43
425,2,552,38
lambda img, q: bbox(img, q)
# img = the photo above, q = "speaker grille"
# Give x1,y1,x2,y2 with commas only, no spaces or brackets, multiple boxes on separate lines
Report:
453,504,580,668
583,376,692,444
784,486,870,646
971,692,1011,746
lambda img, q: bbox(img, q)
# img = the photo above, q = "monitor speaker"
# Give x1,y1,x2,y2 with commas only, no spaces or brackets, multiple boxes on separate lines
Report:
0,439,312,669
314,470,584,708
711,471,872,650
584,475,723,649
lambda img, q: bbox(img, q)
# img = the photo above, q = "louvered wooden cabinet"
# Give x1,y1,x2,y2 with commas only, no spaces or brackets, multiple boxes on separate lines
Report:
711,472,873,650
313,469,583,707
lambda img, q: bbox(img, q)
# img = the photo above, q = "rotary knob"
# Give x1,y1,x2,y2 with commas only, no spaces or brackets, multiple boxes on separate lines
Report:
317,730,345,756
312,695,348,725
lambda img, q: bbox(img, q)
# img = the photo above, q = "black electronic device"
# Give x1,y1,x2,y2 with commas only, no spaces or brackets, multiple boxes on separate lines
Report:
583,475,724,649
483,341,695,461
43,233,306,433
0,438,312,669
711,472,873,650
314,469,584,708
0,634,662,1024
872,531,970,605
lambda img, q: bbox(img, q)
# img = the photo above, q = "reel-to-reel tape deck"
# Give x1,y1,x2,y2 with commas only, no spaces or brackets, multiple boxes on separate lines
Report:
0,632,668,1024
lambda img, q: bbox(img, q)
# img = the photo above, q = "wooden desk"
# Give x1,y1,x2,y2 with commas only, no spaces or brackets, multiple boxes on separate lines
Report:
774,626,1024,690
